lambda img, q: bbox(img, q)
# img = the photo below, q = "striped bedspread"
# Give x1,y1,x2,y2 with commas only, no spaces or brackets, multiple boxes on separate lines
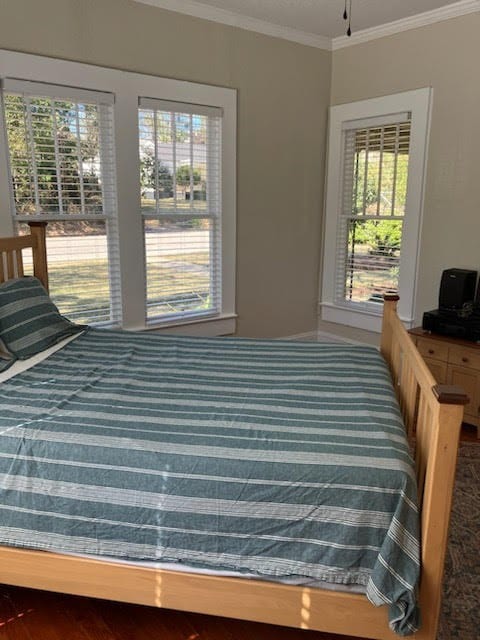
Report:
0,329,419,635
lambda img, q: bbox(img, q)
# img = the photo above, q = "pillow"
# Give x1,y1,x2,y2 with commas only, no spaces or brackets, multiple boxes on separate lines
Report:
0,337,13,360
0,349,16,373
0,337,15,373
0,276,85,359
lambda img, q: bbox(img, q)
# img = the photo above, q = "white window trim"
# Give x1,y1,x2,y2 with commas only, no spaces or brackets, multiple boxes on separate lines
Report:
0,49,237,335
320,88,432,333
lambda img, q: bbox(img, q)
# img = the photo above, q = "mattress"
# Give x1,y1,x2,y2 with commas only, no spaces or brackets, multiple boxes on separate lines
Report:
0,329,420,634
0,332,365,595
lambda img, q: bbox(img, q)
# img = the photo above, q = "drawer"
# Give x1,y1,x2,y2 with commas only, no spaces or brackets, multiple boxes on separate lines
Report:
448,345,480,370
447,364,480,417
416,337,449,362
423,357,448,383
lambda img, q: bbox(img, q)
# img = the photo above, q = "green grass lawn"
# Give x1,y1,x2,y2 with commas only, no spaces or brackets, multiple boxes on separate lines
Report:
141,197,207,215
48,253,212,324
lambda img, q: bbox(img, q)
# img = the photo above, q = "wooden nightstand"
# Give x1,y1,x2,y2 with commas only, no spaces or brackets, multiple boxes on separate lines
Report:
409,327,480,437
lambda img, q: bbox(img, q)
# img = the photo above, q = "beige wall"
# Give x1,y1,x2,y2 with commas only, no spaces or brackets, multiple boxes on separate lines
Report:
0,0,331,338
327,13,480,339
3,3,471,343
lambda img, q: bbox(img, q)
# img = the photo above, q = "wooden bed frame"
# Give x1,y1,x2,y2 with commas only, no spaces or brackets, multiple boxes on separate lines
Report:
0,222,468,640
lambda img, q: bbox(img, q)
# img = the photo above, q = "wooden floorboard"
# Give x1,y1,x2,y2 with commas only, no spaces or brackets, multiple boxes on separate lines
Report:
0,585,362,640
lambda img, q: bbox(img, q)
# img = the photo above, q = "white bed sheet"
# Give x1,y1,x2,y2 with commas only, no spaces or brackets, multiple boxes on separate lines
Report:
1,332,365,595
0,332,84,382
53,550,365,593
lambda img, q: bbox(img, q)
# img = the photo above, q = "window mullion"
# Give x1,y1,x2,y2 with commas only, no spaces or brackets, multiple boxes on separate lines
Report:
98,102,121,325
207,114,220,313
114,92,146,330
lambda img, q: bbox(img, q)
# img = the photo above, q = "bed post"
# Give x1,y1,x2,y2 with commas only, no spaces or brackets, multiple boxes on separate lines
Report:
28,221,49,292
414,386,467,640
380,293,399,373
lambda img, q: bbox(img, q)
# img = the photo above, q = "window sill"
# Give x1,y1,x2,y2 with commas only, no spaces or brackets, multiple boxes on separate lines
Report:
126,313,237,337
320,302,413,333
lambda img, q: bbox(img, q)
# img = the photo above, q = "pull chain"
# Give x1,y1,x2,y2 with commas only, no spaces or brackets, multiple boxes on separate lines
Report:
342,0,353,37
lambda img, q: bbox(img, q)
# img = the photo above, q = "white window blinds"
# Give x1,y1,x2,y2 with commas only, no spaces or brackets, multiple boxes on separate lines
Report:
2,80,121,325
337,117,411,307
138,98,222,323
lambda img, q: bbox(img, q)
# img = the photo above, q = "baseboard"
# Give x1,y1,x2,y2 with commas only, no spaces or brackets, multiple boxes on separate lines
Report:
280,331,319,341
281,330,351,343
317,318,380,347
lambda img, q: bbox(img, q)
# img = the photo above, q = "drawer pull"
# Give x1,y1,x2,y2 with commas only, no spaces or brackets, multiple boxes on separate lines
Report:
428,349,434,355
462,357,469,363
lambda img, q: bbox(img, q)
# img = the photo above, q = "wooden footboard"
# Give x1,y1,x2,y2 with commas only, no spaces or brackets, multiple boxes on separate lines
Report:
0,286,467,640
381,294,468,640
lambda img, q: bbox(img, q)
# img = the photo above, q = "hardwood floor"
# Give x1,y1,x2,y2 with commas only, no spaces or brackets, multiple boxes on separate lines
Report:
0,585,359,640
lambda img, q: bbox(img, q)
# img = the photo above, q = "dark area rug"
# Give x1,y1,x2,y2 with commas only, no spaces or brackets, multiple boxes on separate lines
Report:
438,442,480,639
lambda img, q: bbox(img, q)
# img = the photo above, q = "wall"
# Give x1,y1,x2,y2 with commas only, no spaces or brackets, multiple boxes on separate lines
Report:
323,13,480,341
0,0,331,338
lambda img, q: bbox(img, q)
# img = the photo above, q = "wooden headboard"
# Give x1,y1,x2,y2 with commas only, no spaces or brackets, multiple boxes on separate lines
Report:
0,221,48,291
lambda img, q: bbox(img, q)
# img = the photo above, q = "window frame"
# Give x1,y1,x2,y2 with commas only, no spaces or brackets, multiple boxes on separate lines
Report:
2,85,122,326
320,88,432,333
0,49,237,336
138,100,223,326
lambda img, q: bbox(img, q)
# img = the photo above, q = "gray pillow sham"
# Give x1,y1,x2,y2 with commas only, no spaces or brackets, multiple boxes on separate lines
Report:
0,276,85,359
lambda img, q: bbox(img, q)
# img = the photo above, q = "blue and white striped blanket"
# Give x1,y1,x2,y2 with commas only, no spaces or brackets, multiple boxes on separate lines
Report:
0,329,420,635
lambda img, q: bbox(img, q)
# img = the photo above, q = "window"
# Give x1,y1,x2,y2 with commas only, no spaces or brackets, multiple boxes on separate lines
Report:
341,117,411,306
321,89,432,332
0,50,236,335
2,80,120,325
139,99,222,323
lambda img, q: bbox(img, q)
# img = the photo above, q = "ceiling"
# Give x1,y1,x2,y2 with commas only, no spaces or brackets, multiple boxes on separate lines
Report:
135,0,479,46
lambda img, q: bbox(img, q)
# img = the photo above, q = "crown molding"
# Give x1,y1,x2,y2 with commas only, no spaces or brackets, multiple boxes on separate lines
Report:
332,0,480,50
134,0,331,50
133,0,479,53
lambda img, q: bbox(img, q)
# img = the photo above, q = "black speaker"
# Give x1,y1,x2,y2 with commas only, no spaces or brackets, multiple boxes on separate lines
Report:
439,269,477,310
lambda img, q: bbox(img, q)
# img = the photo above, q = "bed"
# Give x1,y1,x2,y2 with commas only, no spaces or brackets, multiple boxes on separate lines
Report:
0,222,468,640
